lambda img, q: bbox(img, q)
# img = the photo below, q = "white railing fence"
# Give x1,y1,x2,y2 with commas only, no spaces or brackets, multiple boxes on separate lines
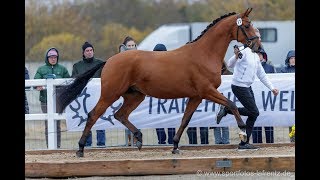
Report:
25,75,294,150
25,77,72,149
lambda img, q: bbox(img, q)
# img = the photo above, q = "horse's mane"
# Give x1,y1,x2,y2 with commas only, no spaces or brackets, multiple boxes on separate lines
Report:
187,12,236,44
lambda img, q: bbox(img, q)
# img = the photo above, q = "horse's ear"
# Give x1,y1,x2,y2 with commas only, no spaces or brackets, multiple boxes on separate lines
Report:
244,8,253,17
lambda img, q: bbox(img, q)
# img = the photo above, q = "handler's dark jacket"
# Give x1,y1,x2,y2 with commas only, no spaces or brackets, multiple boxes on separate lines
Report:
71,57,104,78
34,47,70,103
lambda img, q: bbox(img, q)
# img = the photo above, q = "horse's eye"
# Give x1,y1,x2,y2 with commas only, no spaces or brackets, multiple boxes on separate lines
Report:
244,22,253,28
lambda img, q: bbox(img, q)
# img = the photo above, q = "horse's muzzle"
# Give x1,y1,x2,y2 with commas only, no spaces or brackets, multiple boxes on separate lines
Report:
250,40,262,53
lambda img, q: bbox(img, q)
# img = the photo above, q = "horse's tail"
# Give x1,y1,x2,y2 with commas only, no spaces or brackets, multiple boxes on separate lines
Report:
56,61,106,114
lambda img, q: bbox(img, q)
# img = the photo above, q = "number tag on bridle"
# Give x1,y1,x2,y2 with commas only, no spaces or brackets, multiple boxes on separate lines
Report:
236,18,242,26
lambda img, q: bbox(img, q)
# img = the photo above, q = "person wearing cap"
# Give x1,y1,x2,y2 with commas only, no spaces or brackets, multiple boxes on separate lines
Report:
34,47,71,149
152,44,177,145
280,50,295,73
72,41,106,148
251,49,275,144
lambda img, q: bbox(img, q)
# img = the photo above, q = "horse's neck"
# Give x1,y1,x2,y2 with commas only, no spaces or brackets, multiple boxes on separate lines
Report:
195,21,233,60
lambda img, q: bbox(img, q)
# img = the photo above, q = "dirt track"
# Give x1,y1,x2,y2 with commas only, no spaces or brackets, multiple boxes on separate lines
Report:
26,173,295,180
26,144,295,179
26,145,294,162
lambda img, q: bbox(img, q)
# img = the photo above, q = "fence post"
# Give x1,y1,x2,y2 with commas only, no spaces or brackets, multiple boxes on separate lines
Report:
46,75,57,149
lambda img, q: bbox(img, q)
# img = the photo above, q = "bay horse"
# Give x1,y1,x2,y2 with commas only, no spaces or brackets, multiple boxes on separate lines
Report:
57,8,262,157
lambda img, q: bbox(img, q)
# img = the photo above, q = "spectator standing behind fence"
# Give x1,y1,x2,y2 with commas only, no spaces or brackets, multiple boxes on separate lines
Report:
251,49,275,144
279,50,295,139
215,27,279,150
25,66,30,114
34,47,70,148
211,62,231,144
280,50,295,73
152,43,176,145
118,36,141,146
72,41,106,148
187,127,208,145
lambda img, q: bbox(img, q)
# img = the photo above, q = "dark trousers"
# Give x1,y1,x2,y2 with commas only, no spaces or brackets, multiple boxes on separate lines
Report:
156,128,176,144
187,127,209,144
226,85,259,144
252,126,274,143
85,130,106,146
41,102,61,148
25,92,29,114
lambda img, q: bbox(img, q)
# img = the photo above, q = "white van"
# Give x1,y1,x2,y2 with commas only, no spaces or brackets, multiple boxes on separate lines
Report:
138,21,295,69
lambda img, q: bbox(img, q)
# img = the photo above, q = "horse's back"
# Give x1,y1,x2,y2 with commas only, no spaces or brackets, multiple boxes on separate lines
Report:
105,49,193,75
100,50,198,98
100,48,222,98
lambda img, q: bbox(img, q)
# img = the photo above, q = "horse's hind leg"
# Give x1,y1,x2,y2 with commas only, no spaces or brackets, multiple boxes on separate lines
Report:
114,91,145,150
204,88,247,141
77,96,119,157
172,97,202,154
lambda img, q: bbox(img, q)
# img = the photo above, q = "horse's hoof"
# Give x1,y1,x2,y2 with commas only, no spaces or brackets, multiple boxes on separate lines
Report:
76,150,84,157
239,131,247,141
136,141,142,150
172,149,180,154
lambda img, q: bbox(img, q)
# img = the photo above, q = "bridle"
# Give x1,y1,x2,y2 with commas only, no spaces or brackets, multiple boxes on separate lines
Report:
236,14,259,49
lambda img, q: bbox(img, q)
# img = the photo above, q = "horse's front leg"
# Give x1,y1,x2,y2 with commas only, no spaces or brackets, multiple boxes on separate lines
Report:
172,97,202,154
225,99,247,141
204,88,247,142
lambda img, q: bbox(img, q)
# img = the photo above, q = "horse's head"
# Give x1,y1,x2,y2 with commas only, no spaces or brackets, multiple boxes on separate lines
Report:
233,8,262,53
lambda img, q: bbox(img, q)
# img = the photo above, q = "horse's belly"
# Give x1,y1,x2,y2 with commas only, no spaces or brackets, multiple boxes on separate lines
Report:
136,82,197,99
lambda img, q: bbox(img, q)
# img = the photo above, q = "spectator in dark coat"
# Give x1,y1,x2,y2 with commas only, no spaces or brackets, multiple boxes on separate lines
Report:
252,49,275,144
72,41,106,148
279,50,295,137
259,49,275,73
280,50,295,73
153,44,176,145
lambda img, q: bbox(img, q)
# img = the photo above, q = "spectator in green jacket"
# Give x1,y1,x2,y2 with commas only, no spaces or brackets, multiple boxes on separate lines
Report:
34,47,70,148
72,41,106,148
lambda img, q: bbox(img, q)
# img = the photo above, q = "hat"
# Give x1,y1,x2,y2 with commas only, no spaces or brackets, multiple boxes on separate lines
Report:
47,49,58,57
153,44,167,51
258,48,268,61
82,41,94,52
285,50,295,64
